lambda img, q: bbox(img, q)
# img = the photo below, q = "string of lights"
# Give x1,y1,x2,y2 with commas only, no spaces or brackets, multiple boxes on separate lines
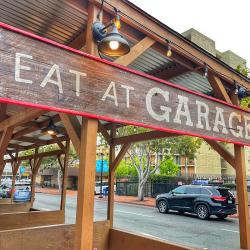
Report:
100,0,249,94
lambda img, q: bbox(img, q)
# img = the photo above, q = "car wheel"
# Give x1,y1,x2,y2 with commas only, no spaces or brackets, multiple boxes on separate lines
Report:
178,211,184,215
158,200,168,213
196,204,210,220
216,215,228,220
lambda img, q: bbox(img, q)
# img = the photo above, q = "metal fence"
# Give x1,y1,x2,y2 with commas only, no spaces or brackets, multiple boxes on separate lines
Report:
116,176,250,197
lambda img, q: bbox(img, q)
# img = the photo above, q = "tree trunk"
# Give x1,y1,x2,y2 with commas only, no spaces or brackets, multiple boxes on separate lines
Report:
57,169,62,192
138,182,145,201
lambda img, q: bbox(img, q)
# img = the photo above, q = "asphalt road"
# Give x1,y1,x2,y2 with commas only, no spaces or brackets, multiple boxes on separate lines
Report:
34,193,240,250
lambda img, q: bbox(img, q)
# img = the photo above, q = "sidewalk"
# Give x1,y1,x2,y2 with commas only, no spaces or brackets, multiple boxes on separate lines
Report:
36,187,250,218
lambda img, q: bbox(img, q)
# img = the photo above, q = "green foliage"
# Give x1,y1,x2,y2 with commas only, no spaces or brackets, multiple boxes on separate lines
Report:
235,65,250,109
18,143,78,170
159,158,179,176
115,159,137,178
240,97,250,109
164,136,202,159
236,65,249,77
117,125,149,137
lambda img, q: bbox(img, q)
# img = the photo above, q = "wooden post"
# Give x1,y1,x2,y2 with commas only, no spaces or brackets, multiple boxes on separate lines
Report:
0,161,6,185
229,90,250,249
75,118,98,250
234,145,250,249
75,2,100,249
10,160,21,202
30,157,43,207
60,139,70,211
107,125,116,227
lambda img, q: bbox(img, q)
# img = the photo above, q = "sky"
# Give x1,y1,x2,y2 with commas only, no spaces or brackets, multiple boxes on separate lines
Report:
130,0,250,66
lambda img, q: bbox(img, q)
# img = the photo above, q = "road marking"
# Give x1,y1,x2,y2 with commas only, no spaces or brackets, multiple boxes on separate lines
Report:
116,210,154,218
221,229,239,233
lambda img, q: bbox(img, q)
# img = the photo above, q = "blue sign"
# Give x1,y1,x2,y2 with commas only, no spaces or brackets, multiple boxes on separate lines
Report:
96,160,109,173
19,166,26,174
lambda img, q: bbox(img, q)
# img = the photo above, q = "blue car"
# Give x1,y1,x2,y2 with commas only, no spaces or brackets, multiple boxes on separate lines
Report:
13,183,31,202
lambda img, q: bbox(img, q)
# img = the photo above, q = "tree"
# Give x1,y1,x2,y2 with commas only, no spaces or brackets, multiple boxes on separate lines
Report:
19,143,78,190
127,141,163,201
164,136,202,176
115,159,137,178
159,158,179,176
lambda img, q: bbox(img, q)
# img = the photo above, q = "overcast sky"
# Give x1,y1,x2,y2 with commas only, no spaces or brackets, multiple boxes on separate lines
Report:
130,0,249,67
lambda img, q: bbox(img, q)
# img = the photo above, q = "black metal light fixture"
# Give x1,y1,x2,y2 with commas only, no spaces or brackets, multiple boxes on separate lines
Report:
42,118,59,136
165,39,172,58
203,63,208,78
92,11,130,57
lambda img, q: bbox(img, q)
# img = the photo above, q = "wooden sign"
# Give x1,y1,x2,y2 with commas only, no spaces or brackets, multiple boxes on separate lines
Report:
0,23,249,146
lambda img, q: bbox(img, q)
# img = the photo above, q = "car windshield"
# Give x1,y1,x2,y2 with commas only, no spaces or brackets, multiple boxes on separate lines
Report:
15,185,30,191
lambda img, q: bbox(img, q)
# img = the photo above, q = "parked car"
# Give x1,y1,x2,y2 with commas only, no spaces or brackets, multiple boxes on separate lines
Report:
13,183,31,202
0,183,11,198
94,182,116,195
95,181,109,195
156,185,237,220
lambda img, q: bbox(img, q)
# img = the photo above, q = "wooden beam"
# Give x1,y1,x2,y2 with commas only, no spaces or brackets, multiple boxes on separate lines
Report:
75,118,98,250
0,108,46,132
68,30,87,50
107,125,116,227
205,139,235,167
60,139,70,211
14,136,45,145
0,127,14,159
4,149,63,163
12,114,60,140
113,130,176,145
51,135,66,152
115,36,155,66
207,73,232,104
59,113,81,156
111,142,131,171
0,103,8,121
98,121,111,144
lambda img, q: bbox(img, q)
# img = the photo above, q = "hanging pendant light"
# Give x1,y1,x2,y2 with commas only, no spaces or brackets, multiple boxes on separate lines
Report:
97,25,130,57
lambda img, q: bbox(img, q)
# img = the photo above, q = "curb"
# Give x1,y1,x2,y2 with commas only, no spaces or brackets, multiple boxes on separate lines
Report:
94,197,155,208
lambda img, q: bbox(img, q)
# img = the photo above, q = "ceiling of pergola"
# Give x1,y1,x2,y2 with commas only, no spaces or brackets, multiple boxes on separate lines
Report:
0,0,214,95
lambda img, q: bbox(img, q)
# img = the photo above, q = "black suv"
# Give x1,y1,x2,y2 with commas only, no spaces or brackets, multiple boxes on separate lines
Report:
156,185,237,220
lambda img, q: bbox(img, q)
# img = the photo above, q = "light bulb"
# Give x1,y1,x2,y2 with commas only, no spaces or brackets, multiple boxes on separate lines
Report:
109,40,119,50
47,130,56,135
166,46,172,57
114,15,121,30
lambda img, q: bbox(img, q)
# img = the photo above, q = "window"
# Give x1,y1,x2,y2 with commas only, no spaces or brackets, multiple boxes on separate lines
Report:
200,188,212,195
172,186,186,194
174,155,181,165
185,187,200,194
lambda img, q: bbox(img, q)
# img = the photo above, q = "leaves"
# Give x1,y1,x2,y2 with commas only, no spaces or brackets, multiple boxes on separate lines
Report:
159,158,179,176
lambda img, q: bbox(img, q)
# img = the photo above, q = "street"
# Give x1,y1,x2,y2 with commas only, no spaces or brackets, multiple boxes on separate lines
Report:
34,193,240,250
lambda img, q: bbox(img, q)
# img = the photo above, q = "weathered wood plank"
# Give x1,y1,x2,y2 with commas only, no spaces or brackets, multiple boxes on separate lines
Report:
0,24,249,145
0,220,109,250
109,229,192,250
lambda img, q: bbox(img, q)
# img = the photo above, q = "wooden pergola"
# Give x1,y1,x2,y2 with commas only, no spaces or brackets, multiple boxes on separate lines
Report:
0,1,249,250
